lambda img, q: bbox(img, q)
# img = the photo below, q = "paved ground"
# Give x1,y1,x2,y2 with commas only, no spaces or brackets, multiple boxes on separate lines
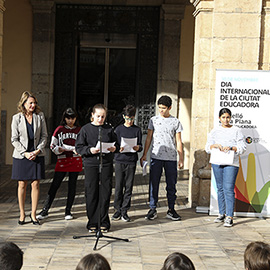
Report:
0,164,270,270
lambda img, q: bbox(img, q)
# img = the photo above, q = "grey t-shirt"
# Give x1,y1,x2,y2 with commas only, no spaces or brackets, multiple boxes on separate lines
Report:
148,115,183,161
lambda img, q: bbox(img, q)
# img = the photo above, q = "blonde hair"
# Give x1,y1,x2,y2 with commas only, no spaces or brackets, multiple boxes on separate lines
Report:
91,104,107,122
17,91,41,114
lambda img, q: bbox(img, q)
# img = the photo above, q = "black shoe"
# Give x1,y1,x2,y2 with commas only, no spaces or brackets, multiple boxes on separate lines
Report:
145,208,157,220
37,209,48,220
214,214,226,223
29,214,40,225
18,219,25,225
166,209,181,221
121,213,131,222
111,211,121,220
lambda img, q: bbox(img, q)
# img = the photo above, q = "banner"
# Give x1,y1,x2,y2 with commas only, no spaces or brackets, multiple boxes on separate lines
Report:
210,69,270,217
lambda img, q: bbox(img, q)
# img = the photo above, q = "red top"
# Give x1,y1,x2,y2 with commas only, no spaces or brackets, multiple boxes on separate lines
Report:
50,125,82,172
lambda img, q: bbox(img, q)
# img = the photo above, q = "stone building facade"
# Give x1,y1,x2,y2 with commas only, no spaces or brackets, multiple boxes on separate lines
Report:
1,0,270,207
189,0,270,206
1,0,193,166
0,0,5,167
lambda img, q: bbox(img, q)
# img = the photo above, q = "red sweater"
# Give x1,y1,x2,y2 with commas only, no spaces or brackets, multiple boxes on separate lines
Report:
50,125,82,172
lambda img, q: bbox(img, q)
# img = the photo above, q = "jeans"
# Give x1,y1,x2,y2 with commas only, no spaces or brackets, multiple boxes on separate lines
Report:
43,171,78,214
149,158,177,210
114,163,136,214
212,164,239,217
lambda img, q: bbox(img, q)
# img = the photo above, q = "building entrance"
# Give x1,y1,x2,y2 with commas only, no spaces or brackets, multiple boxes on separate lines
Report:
77,45,136,126
54,5,159,133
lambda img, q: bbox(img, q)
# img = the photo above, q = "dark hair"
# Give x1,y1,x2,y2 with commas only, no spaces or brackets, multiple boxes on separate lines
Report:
219,108,231,117
76,253,111,270
157,95,172,108
244,241,270,270
60,108,80,126
123,104,136,117
0,242,23,270
161,252,195,270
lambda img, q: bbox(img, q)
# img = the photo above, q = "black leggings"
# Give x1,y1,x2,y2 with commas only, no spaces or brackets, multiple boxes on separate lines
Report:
43,171,79,214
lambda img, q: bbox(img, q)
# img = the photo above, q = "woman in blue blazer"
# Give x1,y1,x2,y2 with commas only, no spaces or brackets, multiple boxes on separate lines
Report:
11,91,48,225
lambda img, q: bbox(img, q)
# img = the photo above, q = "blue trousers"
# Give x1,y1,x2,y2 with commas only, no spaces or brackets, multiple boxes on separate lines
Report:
212,164,239,217
149,158,177,210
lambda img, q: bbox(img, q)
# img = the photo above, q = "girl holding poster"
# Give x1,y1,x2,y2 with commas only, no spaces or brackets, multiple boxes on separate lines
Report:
205,108,246,227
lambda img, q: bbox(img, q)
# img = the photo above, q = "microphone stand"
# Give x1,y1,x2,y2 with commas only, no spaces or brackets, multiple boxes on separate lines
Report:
73,125,129,250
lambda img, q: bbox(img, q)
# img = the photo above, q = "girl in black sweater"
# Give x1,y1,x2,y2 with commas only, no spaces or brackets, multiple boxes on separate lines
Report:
76,104,118,232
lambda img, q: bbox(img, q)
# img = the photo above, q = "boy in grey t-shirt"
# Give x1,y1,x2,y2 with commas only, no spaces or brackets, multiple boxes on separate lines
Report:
140,95,184,221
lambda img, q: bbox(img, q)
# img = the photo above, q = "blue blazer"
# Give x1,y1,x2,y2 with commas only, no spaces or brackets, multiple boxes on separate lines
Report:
11,112,48,159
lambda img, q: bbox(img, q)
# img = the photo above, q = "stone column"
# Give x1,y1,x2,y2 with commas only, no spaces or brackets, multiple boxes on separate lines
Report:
31,0,55,162
189,0,266,207
30,0,54,120
0,0,5,165
189,0,214,207
259,2,270,70
158,4,185,116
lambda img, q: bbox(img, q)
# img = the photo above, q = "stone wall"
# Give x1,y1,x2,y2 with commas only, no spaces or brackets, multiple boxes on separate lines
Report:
192,150,211,206
189,0,270,207
2,0,33,165
0,0,5,165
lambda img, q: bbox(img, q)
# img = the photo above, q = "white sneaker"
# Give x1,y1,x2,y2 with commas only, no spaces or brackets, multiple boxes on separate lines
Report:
65,214,73,220
224,216,233,227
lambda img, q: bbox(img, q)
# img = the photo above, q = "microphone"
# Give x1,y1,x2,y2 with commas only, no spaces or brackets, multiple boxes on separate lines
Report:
98,126,102,154
98,126,102,141
98,126,103,173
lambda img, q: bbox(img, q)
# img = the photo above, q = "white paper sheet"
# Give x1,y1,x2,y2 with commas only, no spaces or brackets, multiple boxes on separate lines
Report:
120,137,137,153
142,160,148,176
95,141,115,153
62,144,74,151
210,148,235,165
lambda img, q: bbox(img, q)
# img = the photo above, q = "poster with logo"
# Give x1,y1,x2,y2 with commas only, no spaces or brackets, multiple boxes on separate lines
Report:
210,69,270,217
